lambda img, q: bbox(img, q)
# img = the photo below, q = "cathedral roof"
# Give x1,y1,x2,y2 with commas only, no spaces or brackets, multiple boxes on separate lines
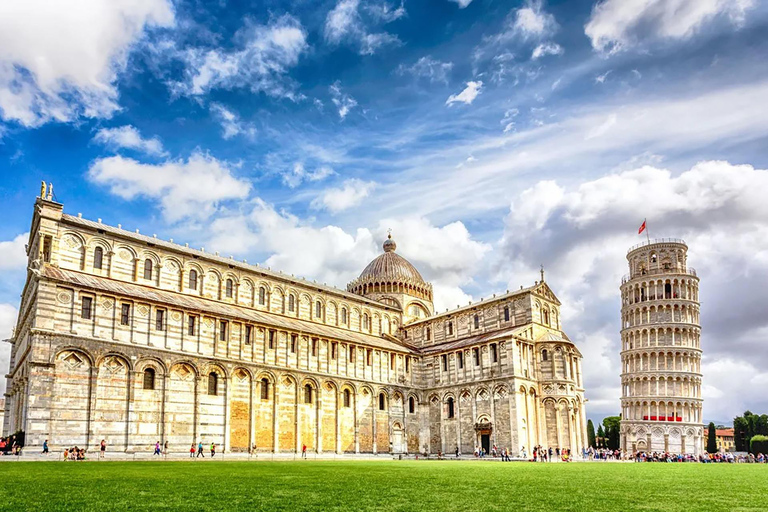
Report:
357,234,426,285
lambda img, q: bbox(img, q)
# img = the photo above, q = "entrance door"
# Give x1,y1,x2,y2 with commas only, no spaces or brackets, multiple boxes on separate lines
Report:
481,434,491,454
392,428,404,453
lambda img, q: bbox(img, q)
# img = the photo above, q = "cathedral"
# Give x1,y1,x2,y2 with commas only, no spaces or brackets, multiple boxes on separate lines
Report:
2,185,587,456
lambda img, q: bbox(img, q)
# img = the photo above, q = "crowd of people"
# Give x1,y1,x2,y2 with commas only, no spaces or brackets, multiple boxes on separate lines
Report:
0,434,23,456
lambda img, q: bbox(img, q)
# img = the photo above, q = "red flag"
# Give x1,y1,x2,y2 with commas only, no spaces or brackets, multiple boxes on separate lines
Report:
638,220,646,234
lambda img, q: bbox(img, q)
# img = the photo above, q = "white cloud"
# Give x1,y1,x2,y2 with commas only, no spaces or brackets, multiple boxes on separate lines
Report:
397,56,454,84
0,234,29,270
282,162,336,188
88,152,251,222
0,0,174,127
311,179,376,213
324,0,403,55
210,103,257,140
330,81,358,119
513,0,558,39
595,70,612,84
585,0,755,53
178,15,307,99
448,0,475,8
446,81,483,106
531,42,563,59
0,303,18,394
585,113,618,139
93,125,166,156
498,160,768,419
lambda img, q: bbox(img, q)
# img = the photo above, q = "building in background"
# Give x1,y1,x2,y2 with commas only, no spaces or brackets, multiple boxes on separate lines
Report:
619,239,704,454
714,428,735,453
3,185,586,455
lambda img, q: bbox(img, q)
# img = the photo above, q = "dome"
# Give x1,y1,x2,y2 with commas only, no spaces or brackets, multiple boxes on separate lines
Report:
347,234,433,303
358,234,425,284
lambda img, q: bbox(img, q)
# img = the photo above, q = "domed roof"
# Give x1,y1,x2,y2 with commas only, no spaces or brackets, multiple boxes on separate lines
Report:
358,234,426,284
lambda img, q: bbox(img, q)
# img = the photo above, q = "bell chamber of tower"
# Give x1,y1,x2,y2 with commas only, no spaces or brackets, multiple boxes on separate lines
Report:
619,238,703,455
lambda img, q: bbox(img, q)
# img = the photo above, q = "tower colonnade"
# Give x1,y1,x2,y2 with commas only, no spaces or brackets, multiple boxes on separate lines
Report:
619,239,703,455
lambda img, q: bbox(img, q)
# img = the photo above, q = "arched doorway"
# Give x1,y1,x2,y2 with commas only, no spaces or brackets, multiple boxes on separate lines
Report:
475,415,492,454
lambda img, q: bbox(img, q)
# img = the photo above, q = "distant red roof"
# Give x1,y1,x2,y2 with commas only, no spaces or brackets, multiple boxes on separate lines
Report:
715,429,734,437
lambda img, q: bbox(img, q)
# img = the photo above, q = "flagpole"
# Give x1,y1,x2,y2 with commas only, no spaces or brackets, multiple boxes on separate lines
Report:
645,218,651,243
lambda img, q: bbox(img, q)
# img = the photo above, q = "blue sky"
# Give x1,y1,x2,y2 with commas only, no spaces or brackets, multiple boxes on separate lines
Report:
2,0,768,423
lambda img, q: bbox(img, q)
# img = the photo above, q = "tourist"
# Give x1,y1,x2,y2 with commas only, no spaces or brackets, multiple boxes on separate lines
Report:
455,446,459,458
190,444,196,458
302,443,307,459
100,439,106,459
42,439,49,456
197,441,204,458
63,448,69,461
154,441,161,456
164,440,169,456
211,442,216,458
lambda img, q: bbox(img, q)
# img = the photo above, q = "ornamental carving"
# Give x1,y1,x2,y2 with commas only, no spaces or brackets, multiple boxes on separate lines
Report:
57,292,71,304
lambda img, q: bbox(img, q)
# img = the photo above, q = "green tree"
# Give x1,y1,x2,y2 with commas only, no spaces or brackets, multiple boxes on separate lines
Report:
706,422,718,454
596,425,605,448
734,415,749,451
602,416,621,450
587,419,596,448
750,435,768,455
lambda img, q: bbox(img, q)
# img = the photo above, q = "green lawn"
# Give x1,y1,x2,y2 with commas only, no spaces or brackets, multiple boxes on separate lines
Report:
0,460,765,512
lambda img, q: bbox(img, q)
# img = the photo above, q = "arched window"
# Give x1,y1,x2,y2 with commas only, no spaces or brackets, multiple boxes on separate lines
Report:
408,396,415,414
143,259,153,280
543,309,550,325
259,287,266,305
447,322,453,335
143,368,155,390
315,302,322,319
504,306,510,322
225,279,234,298
188,269,198,290
363,313,370,331
93,246,103,270
426,327,431,340
208,372,218,396
288,295,295,312
542,350,548,361
379,393,386,411
473,314,479,329
260,378,269,400
341,308,348,324
447,397,455,418
343,389,351,408
304,384,313,404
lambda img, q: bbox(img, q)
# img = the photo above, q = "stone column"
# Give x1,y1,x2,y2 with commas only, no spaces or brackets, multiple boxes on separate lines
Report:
554,403,563,450
86,366,99,450
272,382,279,452
316,395,323,454
223,376,231,453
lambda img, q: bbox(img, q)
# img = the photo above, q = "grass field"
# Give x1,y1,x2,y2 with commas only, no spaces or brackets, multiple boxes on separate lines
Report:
0,460,765,512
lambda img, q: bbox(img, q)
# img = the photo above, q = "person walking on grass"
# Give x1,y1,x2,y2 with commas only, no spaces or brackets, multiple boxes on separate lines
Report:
42,439,49,456
100,440,106,459
302,444,307,459
154,441,161,456
210,442,216,458
190,444,196,458
197,441,204,458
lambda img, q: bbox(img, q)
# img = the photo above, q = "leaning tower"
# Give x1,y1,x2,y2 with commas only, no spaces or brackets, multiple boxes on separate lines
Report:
619,239,703,455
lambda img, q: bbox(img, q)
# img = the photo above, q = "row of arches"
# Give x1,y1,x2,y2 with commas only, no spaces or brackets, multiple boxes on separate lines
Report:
622,400,702,424
622,303,700,328
622,277,698,305
349,279,434,302
621,375,702,400
623,327,700,350
622,351,701,374
37,346,423,453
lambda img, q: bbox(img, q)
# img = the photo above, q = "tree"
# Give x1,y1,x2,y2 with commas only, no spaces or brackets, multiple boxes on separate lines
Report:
587,419,596,448
596,425,605,448
602,416,621,450
734,415,749,451
706,422,718,454
750,435,768,455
